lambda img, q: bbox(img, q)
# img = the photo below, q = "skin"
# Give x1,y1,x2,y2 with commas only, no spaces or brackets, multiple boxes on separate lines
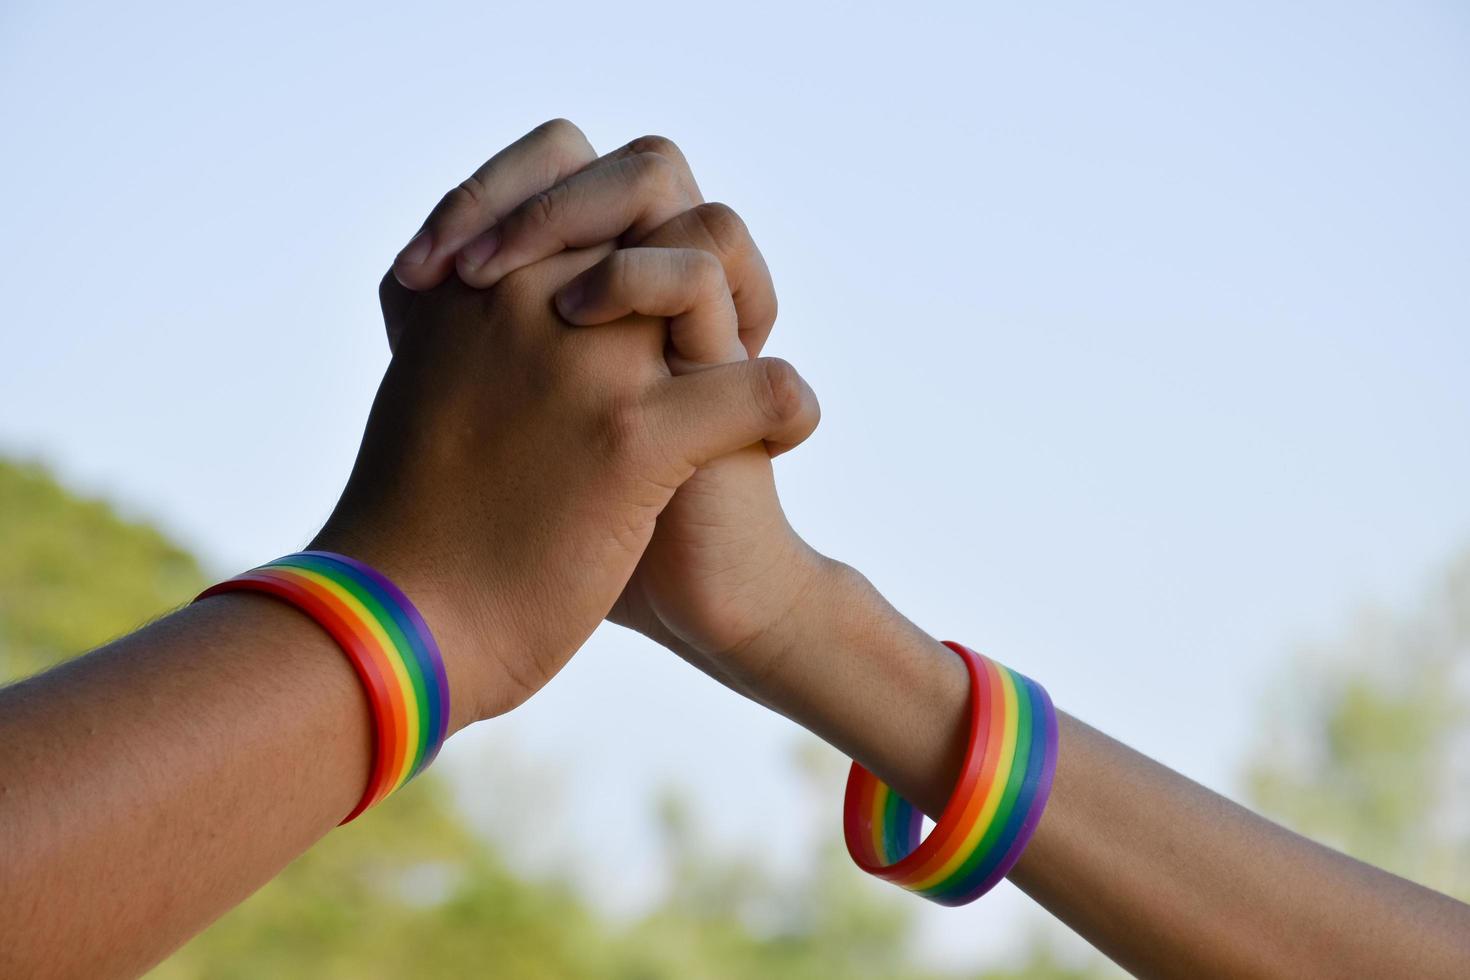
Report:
389,121,830,685
729,567,1470,979
0,226,819,978
392,122,1470,977
388,121,815,682
2,121,1467,978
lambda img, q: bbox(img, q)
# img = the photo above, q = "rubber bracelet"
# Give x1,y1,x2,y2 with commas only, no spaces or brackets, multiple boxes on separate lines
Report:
196,551,450,823
843,641,1058,906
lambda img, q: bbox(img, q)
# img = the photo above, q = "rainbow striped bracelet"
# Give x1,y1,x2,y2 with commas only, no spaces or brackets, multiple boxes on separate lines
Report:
843,641,1058,906
196,551,449,823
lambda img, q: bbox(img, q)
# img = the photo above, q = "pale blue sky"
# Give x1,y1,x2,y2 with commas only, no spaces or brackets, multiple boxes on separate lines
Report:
3,0,1468,969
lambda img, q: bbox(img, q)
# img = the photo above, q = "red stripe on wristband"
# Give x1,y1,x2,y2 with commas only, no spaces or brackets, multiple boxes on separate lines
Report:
843,642,1057,906
196,552,448,822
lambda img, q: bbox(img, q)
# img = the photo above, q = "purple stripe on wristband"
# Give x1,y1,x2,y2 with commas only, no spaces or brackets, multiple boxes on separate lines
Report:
299,549,452,751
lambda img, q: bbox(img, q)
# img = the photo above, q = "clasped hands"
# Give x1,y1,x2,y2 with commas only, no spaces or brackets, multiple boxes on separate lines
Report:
314,120,853,732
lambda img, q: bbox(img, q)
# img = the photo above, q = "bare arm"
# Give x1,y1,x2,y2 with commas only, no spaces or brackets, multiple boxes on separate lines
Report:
0,242,821,978
0,594,391,977
391,124,1470,979
699,560,1470,980
381,122,1470,978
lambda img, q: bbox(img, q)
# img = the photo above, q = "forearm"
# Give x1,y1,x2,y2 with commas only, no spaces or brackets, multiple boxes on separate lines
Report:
720,560,1470,979
1015,713,1470,977
0,587,455,978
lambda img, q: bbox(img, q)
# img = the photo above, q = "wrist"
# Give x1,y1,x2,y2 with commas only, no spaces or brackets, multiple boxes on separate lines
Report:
305,521,497,735
719,555,902,701
723,556,972,817
715,554,865,697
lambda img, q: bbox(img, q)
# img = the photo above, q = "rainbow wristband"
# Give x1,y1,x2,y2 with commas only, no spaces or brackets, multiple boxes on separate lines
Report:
843,641,1058,906
196,550,450,823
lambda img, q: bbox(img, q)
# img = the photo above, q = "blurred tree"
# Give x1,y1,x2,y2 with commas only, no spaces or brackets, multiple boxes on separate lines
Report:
0,457,1107,978
0,458,206,680
1245,551,1470,900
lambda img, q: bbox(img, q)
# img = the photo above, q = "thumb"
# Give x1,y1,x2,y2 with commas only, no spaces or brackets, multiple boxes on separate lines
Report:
642,357,821,466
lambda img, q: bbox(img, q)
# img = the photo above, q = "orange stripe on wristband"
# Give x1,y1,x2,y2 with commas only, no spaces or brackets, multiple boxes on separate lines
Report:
843,642,1058,906
196,552,449,822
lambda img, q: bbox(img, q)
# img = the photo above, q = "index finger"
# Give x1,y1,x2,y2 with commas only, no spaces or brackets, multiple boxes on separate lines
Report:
450,133,704,287
391,119,598,290
595,134,704,213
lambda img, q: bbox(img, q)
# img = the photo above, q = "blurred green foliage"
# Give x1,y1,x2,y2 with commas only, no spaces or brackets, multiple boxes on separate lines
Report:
1244,553,1470,900
0,458,1103,978
12,450,1469,976
0,459,206,679
15,453,1468,974
14,450,1470,974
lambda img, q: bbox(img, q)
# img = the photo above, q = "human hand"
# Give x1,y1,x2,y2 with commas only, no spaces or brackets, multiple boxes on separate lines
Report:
384,121,843,696
320,246,820,727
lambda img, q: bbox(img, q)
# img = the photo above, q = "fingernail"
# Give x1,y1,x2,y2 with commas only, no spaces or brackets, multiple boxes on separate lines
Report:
555,280,585,320
458,228,500,272
395,228,432,267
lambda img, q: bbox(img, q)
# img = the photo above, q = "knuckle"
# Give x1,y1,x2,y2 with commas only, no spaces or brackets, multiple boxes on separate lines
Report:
534,117,585,146
628,133,684,163
606,251,637,298
629,150,680,192
691,202,775,334
749,258,778,325
691,201,748,249
533,118,593,175
525,185,564,228
757,358,802,424
688,249,726,293
597,397,653,463
446,175,488,211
